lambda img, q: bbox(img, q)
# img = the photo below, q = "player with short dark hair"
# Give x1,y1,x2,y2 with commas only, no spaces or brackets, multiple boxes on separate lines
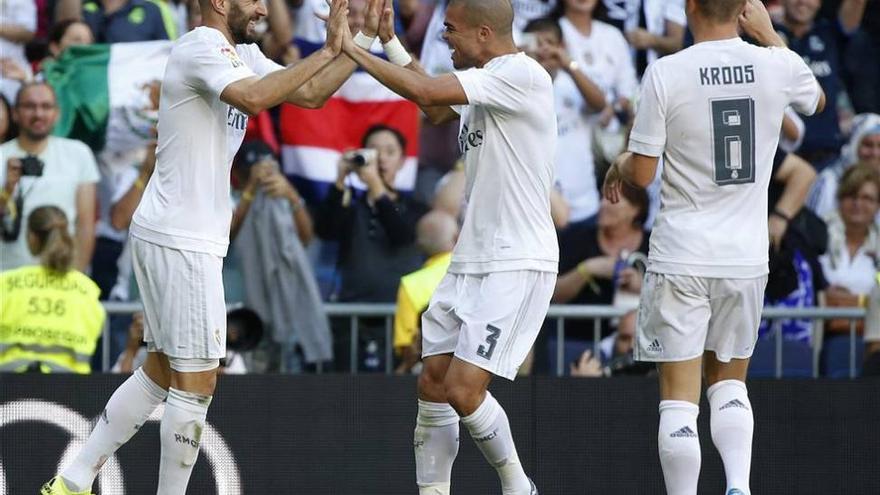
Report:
41,0,353,493
340,0,557,493
604,0,824,494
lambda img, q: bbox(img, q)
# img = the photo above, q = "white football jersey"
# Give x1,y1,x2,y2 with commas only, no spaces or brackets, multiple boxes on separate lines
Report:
450,52,559,274
131,27,283,257
629,38,821,278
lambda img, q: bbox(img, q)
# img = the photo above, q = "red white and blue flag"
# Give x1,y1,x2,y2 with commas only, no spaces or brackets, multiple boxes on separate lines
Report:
280,34,420,202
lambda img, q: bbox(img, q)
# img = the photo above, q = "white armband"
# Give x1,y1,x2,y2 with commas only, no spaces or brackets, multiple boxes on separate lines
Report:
353,31,376,50
383,36,413,66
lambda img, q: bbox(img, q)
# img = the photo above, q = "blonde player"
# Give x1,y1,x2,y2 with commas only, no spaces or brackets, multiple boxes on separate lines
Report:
41,0,357,493
604,1,824,494
340,0,556,493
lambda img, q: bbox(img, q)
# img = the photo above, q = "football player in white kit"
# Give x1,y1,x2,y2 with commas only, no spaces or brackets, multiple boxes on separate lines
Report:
41,1,356,494
340,0,556,493
603,1,824,494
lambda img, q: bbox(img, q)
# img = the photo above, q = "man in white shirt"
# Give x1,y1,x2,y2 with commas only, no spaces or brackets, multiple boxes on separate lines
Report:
0,83,99,273
341,0,556,493
42,1,353,494
603,0,824,494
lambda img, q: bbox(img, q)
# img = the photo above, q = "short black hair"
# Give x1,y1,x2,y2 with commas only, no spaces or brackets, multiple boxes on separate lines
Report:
523,17,563,42
362,124,407,150
49,19,92,45
0,93,18,140
696,0,746,23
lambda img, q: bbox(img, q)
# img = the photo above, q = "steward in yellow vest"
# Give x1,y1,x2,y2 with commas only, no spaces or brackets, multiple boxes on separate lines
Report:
0,206,105,373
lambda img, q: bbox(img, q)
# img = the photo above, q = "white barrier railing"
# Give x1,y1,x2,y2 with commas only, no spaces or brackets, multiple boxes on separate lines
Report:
101,302,867,378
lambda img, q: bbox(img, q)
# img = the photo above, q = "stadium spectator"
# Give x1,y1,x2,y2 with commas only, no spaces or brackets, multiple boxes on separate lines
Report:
0,206,105,373
0,0,36,102
74,0,179,43
599,0,687,76
523,17,607,228
256,0,294,60
0,94,16,142
114,308,264,374
0,82,99,272
775,0,869,168
762,151,825,342
553,0,638,129
820,164,880,333
552,183,650,340
230,140,333,371
0,19,95,87
316,124,429,303
569,311,653,376
808,113,880,222
863,273,880,375
393,210,458,374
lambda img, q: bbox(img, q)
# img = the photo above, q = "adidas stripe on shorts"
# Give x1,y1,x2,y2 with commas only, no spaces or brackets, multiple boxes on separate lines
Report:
130,235,227,360
421,270,556,380
634,272,768,362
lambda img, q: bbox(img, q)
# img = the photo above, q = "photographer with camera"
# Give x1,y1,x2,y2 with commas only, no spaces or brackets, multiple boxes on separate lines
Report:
0,82,99,272
317,124,429,303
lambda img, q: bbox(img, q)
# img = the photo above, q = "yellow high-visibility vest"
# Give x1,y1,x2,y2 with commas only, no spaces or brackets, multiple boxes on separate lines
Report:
394,253,453,350
0,265,106,373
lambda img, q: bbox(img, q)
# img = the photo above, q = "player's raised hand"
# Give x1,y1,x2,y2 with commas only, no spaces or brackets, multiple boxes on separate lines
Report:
363,0,383,38
603,153,628,204
739,0,785,47
322,0,350,56
377,0,396,44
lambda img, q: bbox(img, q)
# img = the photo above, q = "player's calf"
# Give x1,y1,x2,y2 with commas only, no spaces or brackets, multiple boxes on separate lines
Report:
708,380,753,495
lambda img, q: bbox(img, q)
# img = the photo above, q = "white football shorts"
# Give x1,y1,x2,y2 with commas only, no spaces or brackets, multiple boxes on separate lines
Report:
635,272,768,363
130,236,227,360
421,270,556,380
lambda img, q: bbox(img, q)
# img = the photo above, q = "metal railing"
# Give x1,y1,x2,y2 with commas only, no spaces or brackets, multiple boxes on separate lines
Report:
100,302,867,378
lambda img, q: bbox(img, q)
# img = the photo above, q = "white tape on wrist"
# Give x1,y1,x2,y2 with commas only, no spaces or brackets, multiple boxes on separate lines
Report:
383,36,413,66
353,31,376,50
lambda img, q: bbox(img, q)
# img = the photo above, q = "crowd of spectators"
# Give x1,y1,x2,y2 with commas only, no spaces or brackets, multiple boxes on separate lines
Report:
0,0,877,377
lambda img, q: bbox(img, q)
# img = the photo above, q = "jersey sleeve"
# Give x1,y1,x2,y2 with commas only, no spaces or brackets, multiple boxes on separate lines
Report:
239,44,285,77
782,48,821,116
628,63,667,157
452,59,533,113
186,38,258,99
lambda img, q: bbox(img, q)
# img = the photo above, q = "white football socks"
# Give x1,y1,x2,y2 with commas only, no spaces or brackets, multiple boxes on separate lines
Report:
158,388,211,495
708,380,753,495
415,400,460,495
460,391,531,495
61,368,168,492
658,400,701,495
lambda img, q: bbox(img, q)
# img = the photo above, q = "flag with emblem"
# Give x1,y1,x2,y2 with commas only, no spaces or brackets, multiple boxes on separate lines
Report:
42,41,172,153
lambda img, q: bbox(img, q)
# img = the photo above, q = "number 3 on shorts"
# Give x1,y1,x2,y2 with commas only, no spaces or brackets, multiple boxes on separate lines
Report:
477,324,501,360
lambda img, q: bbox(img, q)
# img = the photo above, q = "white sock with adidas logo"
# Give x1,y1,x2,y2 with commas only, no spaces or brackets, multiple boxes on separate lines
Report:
708,380,753,495
658,400,701,495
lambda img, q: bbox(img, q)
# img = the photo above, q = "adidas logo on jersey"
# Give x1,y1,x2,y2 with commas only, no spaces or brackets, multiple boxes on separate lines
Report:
646,339,663,353
670,426,698,438
720,399,749,411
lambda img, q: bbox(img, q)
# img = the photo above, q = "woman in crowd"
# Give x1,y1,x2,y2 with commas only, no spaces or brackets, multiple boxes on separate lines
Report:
821,164,880,333
0,206,105,373
553,183,650,340
0,94,15,142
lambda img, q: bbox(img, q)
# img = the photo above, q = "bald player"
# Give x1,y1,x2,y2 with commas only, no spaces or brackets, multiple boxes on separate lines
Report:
604,0,823,494
342,1,556,493
41,0,356,494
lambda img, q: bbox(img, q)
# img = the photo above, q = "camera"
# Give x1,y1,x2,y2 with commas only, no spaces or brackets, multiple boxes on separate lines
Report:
20,156,45,177
343,148,378,167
